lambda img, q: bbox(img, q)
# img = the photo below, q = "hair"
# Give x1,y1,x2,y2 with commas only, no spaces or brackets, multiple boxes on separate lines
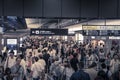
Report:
19,54,24,59
35,57,39,62
39,54,43,59
78,62,84,69
38,49,41,53
113,54,119,58
97,70,106,79
22,45,24,47
9,50,14,55
43,49,47,53
95,76,105,80
73,53,78,58
16,57,21,61
101,63,106,69
107,66,110,70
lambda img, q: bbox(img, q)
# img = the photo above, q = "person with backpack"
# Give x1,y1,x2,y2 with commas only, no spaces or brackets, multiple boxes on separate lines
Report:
100,63,112,80
70,62,90,80
10,57,24,80
111,64,120,80
110,54,120,73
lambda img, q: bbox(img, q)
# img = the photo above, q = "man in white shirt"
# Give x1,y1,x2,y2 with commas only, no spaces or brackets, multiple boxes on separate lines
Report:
85,63,98,80
110,54,120,73
19,55,27,79
4,51,16,70
31,57,42,80
38,54,46,71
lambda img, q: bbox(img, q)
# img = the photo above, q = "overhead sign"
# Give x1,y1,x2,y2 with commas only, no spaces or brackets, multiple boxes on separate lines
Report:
30,29,68,36
109,36,120,39
82,26,98,30
82,25,120,30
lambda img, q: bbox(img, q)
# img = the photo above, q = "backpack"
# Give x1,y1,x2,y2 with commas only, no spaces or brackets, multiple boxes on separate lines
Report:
98,70,109,80
105,70,109,80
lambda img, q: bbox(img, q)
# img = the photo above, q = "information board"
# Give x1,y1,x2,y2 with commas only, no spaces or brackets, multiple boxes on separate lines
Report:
82,25,120,36
30,29,68,36
82,25,120,30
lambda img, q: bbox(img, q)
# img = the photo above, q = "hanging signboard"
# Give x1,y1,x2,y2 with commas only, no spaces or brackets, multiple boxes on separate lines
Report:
30,29,68,36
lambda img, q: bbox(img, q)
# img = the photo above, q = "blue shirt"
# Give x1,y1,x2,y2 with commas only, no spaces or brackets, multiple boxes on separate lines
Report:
70,70,90,80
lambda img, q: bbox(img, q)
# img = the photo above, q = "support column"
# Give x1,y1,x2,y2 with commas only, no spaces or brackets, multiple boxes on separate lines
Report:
0,34,3,55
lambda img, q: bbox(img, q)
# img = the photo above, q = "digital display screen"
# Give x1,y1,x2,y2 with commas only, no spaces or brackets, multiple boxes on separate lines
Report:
82,30,99,36
7,39,17,45
87,30,99,36
82,30,120,36
99,30,108,36
0,16,27,32
30,29,68,36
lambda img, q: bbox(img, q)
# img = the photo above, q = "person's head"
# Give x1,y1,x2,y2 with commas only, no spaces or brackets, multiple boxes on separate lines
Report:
29,52,32,57
101,63,106,69
38,49,41,53
64,62,70,68
97,70,106,79
9,50,14,57
100,49,104,53
113,54,119,60
39,54,43,59
78,62,84,69
111,47,114,50
95,76,105,80
19,54,24,59
43,49,47,54
73,53,78,58
34,57,39,62
22,45,24,47
16,57,22,65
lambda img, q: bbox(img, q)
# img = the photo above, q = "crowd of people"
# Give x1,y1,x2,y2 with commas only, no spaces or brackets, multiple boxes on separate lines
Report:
0,36,120,80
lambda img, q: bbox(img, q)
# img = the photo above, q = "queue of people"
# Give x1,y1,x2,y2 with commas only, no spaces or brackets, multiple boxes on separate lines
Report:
0,36,120,80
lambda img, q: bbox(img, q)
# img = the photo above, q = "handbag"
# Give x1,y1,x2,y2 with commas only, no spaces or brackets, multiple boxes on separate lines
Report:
27,68,31,73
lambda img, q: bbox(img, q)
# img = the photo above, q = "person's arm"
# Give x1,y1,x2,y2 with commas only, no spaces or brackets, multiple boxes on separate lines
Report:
30,64,34,77
110,60,113,67
4,57,9,70
4,59,7,70
19,67,24,80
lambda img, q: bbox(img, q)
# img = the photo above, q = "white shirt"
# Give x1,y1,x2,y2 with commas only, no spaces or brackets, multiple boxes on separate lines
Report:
38,59,46,70
99,52,105,59
31,62,42,78
48,50,56,58
109,50,115,58
88,54,96,65
20,59,26,75
65,67,74,80
110,59,120,73
32,49,38,57
4,56,16,69
85,68,98,80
